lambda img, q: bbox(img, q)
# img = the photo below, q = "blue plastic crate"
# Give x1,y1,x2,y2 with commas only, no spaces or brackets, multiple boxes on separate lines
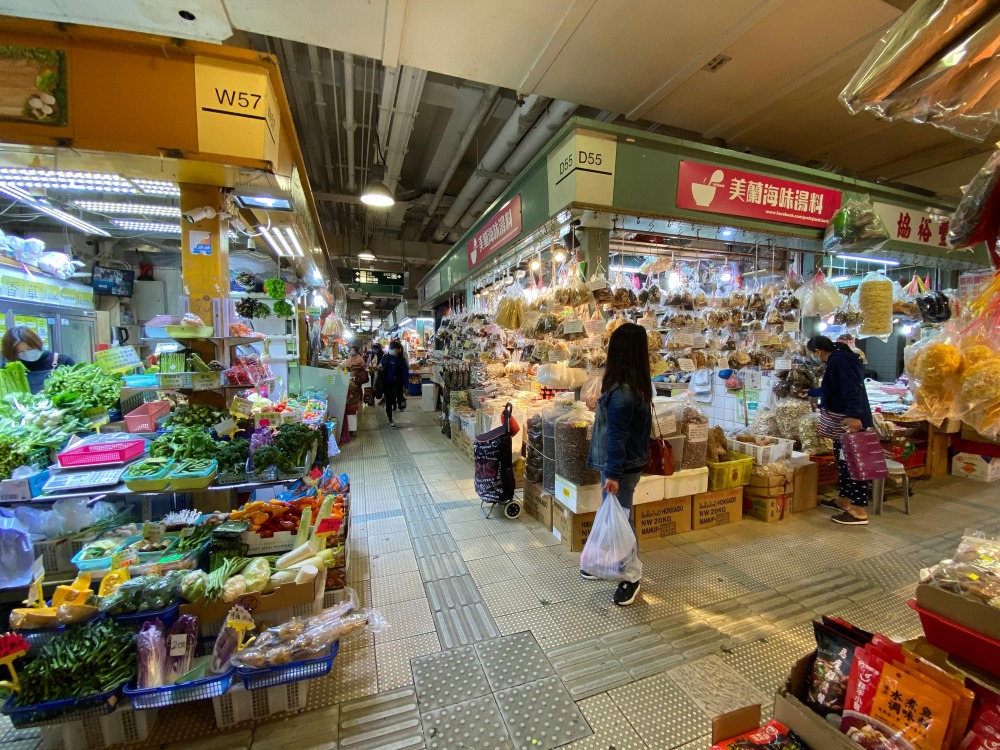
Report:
2,683,123,728
109,599,180,630
236,641,339,690
124,668,234,710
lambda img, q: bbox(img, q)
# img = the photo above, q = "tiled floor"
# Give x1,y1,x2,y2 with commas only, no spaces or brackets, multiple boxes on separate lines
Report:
4,404,998,749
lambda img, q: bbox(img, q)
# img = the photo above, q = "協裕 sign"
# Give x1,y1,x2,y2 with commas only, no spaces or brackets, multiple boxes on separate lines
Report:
468,195,522,268
676,161,841,228
873,202,950,249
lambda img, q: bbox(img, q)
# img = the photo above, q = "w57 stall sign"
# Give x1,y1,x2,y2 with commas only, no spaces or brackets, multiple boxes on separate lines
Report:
676,161,841,228
468,195,522,268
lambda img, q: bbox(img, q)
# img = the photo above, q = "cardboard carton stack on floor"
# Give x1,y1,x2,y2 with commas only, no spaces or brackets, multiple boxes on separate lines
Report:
745,463,793,523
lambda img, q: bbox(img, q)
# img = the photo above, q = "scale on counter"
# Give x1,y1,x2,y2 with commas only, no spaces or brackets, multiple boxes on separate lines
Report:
42,466,129,494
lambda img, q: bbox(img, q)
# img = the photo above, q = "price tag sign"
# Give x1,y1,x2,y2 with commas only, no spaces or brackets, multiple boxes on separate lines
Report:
691,334,706,348
169,633,189,657
315,516,342,537
226,605,256,650
783,320,799,333
583,319,605,336
678,358,696,372
774,358,792,371
229,396,254,419
142,521,166,543
673,332,694,348
650,359,669,377
580,335,601,350
562,319,585,335
111,547,138,570
548,348,568,362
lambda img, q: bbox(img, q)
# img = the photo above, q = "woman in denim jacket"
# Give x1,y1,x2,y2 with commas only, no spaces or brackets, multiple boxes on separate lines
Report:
585,323,653,606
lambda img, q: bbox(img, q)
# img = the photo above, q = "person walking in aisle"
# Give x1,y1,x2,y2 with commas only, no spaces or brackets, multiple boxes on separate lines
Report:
369,342,385,404
584,322,653,606
807,335,874,526
380,340,409,427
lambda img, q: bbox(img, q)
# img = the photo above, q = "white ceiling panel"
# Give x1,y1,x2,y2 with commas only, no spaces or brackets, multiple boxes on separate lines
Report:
646,0,898,136
396,0,575,90
0,0,233,42
224,0,386,60
531,0,762,115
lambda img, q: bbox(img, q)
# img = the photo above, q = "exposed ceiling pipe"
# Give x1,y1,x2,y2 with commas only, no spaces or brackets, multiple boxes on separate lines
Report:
376,66,400,157
306,46,335,190
431,94,550,242
382,66,427,195
419,85,500,236
342,53,358,193
448,99,579,241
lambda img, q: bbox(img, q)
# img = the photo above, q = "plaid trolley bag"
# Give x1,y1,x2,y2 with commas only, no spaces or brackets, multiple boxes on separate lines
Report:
474,402,521,519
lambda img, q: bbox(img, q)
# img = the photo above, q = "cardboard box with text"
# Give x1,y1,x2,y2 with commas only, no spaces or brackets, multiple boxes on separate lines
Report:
692,487,743,530
635,495,692,551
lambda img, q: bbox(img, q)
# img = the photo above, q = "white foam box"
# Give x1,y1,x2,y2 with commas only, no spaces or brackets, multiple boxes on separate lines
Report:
554,474,602,514
952,452,1000,482
633,474,666,505
663,467,709,499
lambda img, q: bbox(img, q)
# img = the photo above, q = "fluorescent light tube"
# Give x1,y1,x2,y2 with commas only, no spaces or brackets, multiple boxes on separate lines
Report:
0,183,110,236
284,227,305,257
837,254,899,266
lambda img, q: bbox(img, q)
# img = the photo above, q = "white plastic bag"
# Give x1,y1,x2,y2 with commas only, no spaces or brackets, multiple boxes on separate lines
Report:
579,493,642,583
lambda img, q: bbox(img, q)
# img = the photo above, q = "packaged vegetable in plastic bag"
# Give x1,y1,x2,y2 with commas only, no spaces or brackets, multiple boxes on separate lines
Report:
839,0,996,115
794,270,844,318
242,558,271,594
137,619,166,689
165,614,198,684
210,618,240,674
181,569,208,603
579,493,641,583
822,195,890,253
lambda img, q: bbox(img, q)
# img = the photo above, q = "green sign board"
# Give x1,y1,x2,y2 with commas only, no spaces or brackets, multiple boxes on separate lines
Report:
338,268,405,287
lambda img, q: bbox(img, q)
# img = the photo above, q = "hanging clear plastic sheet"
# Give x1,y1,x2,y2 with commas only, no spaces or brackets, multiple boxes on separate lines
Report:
948,149,1000,269
821,195,889,253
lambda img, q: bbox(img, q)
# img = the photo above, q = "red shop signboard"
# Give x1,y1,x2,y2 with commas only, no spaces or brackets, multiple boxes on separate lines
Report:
676,160,841,228
468,195,522,268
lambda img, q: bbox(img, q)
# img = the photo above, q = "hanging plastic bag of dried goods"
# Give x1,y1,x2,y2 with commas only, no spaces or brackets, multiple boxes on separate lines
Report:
555,402,600,486
794,269,844,318
495,282,525,330
903,327,965,426
581,370,604,410
330,279,347,318
949,149,1000,269
839,0,998,115
679,396,709,470
579,493,642,583
852,271,894,339
954,315,1000,437
822,195,889,253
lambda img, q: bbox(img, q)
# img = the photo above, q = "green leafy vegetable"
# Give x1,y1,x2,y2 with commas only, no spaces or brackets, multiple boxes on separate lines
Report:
272,300,295,318
252,423,317,474
42,363,121,410
263,278,286,300
216,438,250,474
149,426,218,461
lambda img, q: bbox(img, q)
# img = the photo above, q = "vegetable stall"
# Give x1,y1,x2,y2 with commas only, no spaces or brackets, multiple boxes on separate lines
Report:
0,342,359,746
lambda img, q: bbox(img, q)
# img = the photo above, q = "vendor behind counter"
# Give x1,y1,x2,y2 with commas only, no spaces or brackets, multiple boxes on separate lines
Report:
1,326,75,394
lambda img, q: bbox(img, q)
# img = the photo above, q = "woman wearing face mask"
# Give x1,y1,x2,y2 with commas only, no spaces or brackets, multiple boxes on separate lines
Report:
2,326,76,394
806,335,874,526
379,341,409,427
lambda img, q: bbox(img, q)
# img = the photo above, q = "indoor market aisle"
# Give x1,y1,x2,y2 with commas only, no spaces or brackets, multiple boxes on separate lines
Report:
3,407,998,750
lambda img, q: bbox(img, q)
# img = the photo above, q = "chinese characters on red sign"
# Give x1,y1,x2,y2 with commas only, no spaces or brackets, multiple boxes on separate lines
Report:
873,202,950,248
676,161,841,227
467,195,522,268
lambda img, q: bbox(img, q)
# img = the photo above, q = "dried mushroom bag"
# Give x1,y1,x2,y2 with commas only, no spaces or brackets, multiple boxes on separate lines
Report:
798,412,834,455
854,271,894,338
773,398,811,441
680,400,708,469
839,0,997,113
555,404,600,485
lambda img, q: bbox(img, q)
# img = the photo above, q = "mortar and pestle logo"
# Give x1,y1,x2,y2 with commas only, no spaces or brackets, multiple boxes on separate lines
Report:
691,169,724,207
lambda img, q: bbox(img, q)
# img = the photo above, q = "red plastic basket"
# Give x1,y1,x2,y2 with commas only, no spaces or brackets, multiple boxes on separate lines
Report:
909,599,1000,678
124,400,171,432
58,439,146,467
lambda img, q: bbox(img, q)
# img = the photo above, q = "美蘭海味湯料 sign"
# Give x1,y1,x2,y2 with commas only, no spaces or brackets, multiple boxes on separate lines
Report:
468,195,522,268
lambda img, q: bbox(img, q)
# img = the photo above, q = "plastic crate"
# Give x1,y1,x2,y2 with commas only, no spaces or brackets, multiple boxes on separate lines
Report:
727,436,795,465
124,401,171,432
705,451,754,491
236,641,339,690
35,535,91,575
909,599,1000,678
2,684,122,729
40,704,156,750
901,449,927,469
168,460,218,490
58,436,146,468
212,679,310,728
218,465,275,486
124,668,234,710
71,539,123,572
109,599,180,630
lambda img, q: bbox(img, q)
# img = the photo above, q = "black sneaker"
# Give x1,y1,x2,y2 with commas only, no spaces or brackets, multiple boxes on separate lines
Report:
388,422,396,428
831,511,868,526
580,570,599,580
613,580,640,606
819,499,841,510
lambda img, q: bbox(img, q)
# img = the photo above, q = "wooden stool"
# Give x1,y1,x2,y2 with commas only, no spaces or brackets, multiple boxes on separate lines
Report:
872,459,911,515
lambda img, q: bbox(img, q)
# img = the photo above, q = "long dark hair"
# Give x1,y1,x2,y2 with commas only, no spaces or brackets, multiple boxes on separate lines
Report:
806,335,850,354
602,323,653,402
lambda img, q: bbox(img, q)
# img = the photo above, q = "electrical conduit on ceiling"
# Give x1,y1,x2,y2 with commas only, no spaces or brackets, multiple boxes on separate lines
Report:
342,53,358,193
431,94,551,242
381,66,427,195
419,84,501,236
448,99,578,241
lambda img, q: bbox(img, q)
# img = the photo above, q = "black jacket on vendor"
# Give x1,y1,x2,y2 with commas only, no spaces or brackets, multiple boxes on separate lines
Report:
811,349,874,429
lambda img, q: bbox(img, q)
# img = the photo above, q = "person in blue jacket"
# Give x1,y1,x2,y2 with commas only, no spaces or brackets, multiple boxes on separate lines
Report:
379,340,409,427
585,323,653,606
807,335,874,526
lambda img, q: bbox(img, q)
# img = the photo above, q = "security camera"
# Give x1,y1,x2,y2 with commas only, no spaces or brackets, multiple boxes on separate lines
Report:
182,206,217,224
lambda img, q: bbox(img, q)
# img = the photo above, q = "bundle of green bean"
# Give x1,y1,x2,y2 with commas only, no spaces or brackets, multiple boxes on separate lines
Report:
16,619,135,706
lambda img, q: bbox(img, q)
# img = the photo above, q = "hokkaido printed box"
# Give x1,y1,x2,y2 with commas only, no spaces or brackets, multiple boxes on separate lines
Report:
635,496,692,551
692,487,743,530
